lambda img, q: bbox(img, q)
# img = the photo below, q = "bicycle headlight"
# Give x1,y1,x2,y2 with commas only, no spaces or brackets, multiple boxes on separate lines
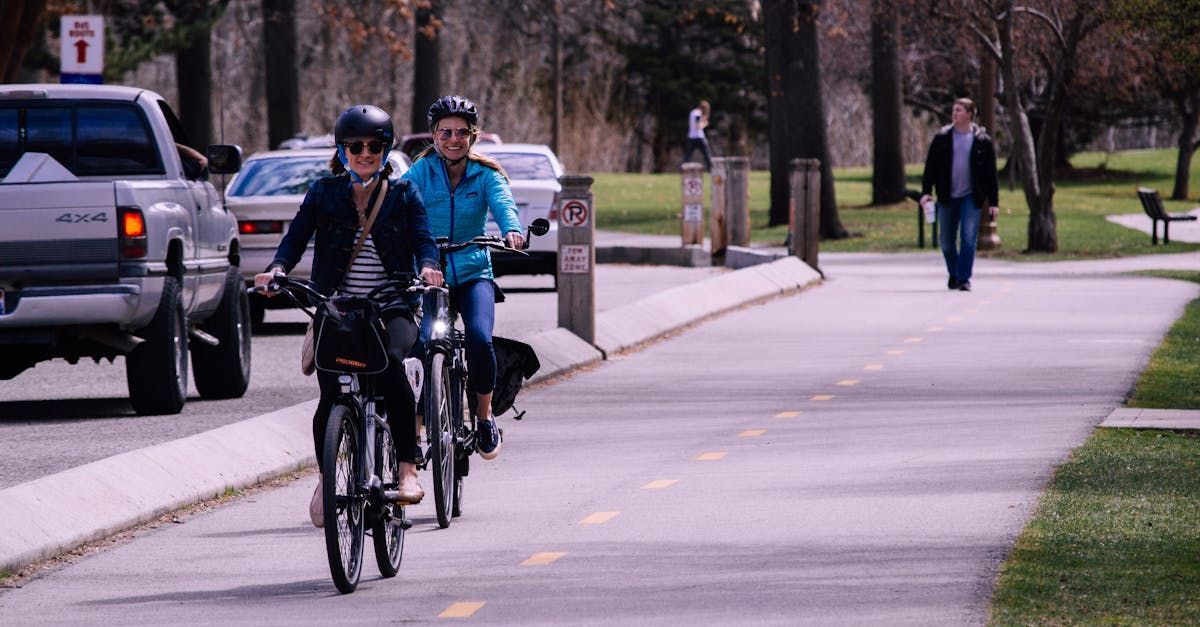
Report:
432,319,449,336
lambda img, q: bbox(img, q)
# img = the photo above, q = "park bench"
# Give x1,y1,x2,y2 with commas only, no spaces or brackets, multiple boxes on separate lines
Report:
1137,187,1197,245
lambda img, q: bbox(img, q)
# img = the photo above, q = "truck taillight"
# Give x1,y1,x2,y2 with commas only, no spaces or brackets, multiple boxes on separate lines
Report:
238,220,284,235
119,207,148,258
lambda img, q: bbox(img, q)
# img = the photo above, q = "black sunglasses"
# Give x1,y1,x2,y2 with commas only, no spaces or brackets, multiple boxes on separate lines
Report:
343,140,385,155
435,128,473,141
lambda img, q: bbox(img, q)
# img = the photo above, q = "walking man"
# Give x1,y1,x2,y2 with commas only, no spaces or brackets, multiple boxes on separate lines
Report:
920,98,999,291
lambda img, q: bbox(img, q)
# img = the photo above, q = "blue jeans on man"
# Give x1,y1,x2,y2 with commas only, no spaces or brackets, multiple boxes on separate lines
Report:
937,195,981,289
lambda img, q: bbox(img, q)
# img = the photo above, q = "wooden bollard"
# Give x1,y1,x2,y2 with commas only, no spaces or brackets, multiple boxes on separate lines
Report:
710,157,728,256
789,158,820,271
725,156,750,247
557,174,595,343
680,162,704,247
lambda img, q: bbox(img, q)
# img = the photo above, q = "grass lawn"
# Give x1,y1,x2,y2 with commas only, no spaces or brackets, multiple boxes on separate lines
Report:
592,148,1200,259
989,271,1200,625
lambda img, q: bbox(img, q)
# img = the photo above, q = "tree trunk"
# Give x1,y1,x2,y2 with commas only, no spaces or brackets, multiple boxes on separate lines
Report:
412,1,442,133
997,2,1048,253
791,0,845,239
869,0,905,205
551,0,563,157
176,28,214,148
978,43,996,134
763,0,792,227
0,0,48,83
263,0,298,150
1171,91,1200,200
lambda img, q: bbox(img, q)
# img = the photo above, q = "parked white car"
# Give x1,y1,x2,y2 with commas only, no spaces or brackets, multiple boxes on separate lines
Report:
223,148,408,322
471,143,562,280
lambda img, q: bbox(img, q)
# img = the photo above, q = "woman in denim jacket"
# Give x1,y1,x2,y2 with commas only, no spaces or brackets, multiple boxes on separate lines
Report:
402,95,523,461
256,105,442,525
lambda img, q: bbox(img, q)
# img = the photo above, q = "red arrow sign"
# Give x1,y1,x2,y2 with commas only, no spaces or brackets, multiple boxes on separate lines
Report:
74,40,89,64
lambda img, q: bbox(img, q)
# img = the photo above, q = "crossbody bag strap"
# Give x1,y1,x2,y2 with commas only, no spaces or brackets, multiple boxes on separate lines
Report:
341,178,388,285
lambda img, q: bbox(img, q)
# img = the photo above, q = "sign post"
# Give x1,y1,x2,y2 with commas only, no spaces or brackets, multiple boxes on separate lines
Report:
557,175,595,343
60,15,105,84
680,162,704,247
789,158,821,271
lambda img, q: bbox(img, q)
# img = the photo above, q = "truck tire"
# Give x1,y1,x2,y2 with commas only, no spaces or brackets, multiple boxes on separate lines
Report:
126,276,188,415
193,267,252,399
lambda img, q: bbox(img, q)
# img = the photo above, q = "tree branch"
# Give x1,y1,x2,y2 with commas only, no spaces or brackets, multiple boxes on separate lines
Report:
1012,5,1065,48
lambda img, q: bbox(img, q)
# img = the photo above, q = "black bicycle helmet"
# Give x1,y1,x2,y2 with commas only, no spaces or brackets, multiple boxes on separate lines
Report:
334,104,394,145
427,95,479,131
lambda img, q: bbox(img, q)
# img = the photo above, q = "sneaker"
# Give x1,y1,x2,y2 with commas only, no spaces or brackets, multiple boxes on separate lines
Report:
478,418,502,460
309,476,323,528
958,280,971,291
947,277,960,290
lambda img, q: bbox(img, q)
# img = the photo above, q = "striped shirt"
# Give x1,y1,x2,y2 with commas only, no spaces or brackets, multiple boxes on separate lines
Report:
339,228,387,296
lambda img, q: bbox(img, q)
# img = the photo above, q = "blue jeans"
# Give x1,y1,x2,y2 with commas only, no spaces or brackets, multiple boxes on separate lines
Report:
419,279,496,395
937,195,981,285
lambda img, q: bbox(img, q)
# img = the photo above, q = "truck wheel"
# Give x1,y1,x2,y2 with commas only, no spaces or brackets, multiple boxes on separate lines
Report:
126,275,188,415
193,267,252,399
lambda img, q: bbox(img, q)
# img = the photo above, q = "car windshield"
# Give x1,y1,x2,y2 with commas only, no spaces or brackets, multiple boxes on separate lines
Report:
486,153,556,180
228,156,331,196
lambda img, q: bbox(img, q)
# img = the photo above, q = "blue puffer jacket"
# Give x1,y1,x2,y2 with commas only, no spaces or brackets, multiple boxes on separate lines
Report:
402,155,522,288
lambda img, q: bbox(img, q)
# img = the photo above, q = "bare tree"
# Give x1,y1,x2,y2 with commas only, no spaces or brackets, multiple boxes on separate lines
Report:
412,0,441,133
763,0,847,237
0,1,48,82
870,0,906,205
263,0,299,149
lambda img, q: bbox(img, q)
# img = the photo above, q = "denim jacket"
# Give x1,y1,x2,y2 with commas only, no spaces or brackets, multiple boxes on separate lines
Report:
268,175,440,296
402,155,521,288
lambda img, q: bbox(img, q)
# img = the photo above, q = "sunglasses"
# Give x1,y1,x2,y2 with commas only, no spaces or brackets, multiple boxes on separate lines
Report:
435,128,473,141
343,140,385,155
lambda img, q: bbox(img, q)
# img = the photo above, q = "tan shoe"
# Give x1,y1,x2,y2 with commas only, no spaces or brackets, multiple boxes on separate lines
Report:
309,476,324,528
395,462,424,504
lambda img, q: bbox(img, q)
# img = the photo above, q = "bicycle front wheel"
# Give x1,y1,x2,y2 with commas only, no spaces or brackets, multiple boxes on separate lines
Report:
427,352,455,528
322,403,364,594
372,424,404,577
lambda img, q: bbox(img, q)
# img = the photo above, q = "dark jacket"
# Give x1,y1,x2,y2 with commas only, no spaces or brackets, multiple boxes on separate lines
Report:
269,174,440,296
921,124,999,207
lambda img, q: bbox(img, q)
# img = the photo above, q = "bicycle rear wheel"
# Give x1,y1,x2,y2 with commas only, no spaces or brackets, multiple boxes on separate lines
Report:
451,357,470,518
372,424,405,577
322,403,364,594
427,352,455,528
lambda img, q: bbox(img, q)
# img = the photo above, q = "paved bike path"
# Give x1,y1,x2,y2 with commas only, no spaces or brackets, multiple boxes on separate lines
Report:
1,250,1195,623
0,256,821,574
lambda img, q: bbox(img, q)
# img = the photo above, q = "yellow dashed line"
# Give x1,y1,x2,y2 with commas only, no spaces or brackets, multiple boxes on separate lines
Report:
695,451,727,461
887,349,905,356
903,337,922,343
810,394,834,401
836,379,859,386
440,602,486,618
863,364,883,371
521,552,567,566
641,479,679,490
775,410,801,418
579,511,620,525
927,326,944,332
739,429,766,437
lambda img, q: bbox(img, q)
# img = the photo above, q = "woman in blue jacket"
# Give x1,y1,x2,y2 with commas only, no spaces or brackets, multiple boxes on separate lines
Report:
403,95,523,460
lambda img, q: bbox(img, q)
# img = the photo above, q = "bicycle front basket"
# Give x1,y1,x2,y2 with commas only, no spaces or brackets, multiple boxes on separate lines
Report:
314,297,390,374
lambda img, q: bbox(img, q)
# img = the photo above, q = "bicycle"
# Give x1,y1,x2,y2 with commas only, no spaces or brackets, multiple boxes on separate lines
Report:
419,218,550,529
251,275,421,594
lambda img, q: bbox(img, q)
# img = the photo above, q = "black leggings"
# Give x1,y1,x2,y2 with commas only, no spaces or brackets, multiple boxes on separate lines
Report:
313,314,420,469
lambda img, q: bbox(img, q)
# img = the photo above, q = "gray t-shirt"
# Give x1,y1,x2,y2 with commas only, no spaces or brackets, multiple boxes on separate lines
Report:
951,129,974,199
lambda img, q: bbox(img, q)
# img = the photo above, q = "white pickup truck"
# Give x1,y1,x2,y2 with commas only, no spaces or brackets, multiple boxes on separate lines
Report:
0,83,250,415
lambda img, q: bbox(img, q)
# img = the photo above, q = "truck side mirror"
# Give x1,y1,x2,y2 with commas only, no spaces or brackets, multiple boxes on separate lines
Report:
207,144,243,175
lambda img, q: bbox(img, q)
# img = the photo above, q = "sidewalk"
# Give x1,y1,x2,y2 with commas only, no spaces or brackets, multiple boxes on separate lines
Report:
1106,208,1200,243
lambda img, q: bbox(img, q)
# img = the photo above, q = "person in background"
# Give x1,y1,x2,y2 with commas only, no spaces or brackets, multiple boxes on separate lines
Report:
920,97,999,291
403,95,524,461
682,100,713,170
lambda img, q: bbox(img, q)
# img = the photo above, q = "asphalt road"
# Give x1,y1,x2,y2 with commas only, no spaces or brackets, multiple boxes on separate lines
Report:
2,252,1194,624
0,265,724,490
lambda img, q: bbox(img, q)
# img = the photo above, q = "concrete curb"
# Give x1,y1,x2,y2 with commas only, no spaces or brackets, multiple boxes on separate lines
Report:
0,257,820,575
597,245,711,267
0,401,316,574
